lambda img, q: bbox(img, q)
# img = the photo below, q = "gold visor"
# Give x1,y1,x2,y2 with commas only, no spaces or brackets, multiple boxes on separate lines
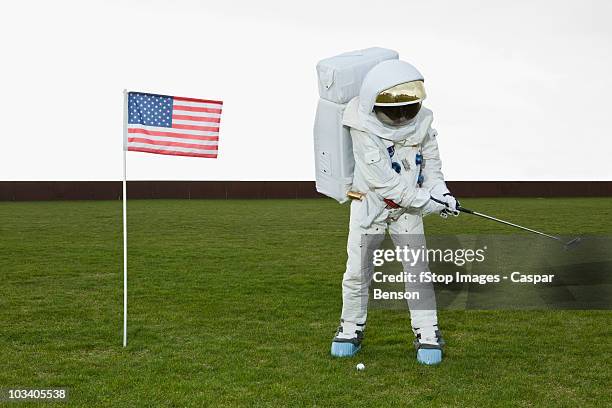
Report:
374,81,426,106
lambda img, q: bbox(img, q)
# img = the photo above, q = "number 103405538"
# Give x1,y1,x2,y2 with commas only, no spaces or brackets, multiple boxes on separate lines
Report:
2,388,68,401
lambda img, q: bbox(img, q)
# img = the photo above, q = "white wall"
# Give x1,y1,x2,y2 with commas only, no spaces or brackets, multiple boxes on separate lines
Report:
1,0,610,181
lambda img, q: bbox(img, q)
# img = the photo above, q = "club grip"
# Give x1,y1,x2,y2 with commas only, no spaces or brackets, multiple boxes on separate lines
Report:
457,206,474,214
430,196,447,206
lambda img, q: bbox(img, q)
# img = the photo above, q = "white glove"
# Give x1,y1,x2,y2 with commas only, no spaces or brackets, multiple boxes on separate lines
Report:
440,193,460,216
420,198,450,218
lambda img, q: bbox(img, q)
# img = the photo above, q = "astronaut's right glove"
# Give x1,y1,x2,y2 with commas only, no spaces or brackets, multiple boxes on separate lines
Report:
440,193,460,216
420,197,451,218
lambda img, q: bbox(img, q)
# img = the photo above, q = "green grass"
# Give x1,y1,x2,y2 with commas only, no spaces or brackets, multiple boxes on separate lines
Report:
0,198,610,407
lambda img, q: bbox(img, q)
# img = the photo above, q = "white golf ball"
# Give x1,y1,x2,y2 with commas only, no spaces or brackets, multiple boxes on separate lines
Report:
356,363,365,371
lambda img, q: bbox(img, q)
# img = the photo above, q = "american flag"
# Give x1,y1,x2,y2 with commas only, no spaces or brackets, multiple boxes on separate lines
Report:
126,91,222,158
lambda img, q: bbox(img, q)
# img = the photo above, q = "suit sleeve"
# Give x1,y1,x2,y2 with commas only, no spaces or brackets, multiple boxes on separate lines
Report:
421,127,450,198
351,129,430,209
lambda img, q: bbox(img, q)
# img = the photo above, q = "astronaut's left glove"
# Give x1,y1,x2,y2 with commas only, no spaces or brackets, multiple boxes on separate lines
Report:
441,193,460,216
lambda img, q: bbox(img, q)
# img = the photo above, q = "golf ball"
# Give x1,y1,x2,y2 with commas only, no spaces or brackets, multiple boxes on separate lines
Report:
356,363,365,371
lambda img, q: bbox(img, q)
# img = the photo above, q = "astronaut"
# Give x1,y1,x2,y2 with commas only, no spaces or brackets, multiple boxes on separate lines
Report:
330,60,459,365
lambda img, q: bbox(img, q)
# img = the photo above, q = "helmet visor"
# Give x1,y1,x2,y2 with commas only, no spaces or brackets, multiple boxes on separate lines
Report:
374,102,422,126
374,81,426,106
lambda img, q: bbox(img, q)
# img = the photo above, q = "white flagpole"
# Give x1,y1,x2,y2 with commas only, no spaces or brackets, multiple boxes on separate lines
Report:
122,89,128,347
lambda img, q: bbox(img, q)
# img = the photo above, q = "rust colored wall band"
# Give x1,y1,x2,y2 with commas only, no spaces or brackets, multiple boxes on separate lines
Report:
0,181,611,201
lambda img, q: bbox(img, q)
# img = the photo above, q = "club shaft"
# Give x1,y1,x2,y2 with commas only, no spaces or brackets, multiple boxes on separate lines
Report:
470,210,562,242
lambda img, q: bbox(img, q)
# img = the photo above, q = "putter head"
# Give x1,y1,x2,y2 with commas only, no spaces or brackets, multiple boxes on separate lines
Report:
564,237,581,250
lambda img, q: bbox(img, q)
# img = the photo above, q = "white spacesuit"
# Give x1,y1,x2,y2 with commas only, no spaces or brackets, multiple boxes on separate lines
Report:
330,60,459,365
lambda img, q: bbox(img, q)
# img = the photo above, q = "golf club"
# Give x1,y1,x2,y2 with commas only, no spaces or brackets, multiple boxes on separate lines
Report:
431,197,581,249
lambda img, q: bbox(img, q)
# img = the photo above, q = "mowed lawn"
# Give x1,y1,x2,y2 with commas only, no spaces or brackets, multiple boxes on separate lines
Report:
0,198,610,407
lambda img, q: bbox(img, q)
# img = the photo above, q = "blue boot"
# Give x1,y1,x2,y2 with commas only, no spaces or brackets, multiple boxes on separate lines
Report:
413,325,445,365
416,347,443,365
330,341,361,357
330,321,365,358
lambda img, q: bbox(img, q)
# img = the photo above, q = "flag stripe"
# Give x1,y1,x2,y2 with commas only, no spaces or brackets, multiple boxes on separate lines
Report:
173,100,222,109
128,134,217,145
128,127,219,141
128,142,218,155
128,146,218,158
173,105,222,114
172,114,221,123
170,110,221,119
174,96,223,105
129,134,219,146
172,123,220,132
128,135,217,145
128,125,218,137
172,119,220,127
128,137,217,150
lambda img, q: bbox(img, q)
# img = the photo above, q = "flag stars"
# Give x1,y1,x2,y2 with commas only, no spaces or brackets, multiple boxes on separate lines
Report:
127,92,173,127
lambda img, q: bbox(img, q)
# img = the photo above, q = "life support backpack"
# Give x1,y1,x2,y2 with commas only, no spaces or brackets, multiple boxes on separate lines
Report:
313,47,398,203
